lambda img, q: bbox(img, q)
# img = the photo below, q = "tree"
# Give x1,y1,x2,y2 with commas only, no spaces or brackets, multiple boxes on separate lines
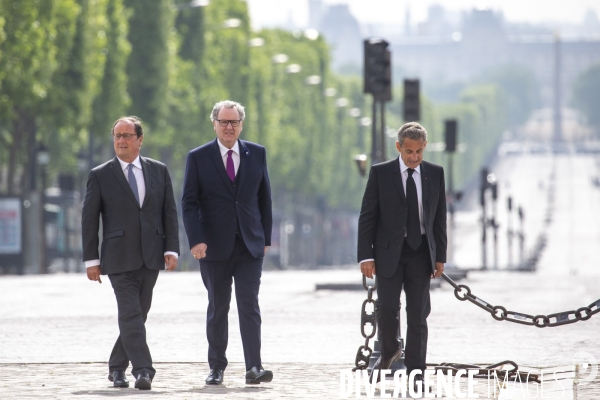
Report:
572,63,600,131
88,0,131,165
123,0,172,131
0,0,78,195
480,64,539,128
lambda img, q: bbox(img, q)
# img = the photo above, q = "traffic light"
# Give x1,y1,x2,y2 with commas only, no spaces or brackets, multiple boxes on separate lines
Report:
444,119,457,153
403,79,420,122
363,39,391,101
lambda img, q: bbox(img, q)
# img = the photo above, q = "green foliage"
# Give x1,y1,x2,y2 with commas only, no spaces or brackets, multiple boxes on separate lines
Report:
479,64,539,128
123,0,172,131
572,63,600,130
0,0,515,214
88,0,130,160
0,0,79,194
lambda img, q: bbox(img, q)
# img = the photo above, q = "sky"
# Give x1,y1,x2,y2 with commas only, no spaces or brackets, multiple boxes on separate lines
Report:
246,0,600,29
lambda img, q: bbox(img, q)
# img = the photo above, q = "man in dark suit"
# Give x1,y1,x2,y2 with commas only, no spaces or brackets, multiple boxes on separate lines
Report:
182,100,273,385
82,116,179,390
357,122,446,390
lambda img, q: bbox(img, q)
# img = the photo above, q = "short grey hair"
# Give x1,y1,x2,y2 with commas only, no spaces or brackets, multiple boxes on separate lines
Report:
397,122,427,145
210,100,245,122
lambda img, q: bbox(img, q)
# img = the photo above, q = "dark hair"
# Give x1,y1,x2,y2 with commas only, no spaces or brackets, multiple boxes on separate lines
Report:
397,122,427,145
112,116,144,137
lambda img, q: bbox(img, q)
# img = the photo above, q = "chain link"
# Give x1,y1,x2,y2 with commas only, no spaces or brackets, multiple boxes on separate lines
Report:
354,275,377,371
430,360,540,383
442,273,600,328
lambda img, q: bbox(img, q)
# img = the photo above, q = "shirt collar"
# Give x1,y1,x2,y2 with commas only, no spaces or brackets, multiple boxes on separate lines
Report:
217,139,240,157
117,155,142,171
399,157,421,175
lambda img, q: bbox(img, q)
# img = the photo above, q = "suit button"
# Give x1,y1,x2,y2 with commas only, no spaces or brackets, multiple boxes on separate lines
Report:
405,207,407,211
233,218,237,222
235,201,238,204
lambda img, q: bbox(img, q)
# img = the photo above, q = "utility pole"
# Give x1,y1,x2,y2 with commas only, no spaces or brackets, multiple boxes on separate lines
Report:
444,119,457,267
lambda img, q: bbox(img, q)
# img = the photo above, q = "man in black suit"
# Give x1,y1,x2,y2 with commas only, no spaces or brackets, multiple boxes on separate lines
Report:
182,100,273,385
82,116,179,390
357,122,446,389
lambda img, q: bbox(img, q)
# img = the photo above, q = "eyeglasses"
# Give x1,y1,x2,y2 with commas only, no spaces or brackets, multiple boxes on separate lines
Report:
112,133,138,141
216,119,242,127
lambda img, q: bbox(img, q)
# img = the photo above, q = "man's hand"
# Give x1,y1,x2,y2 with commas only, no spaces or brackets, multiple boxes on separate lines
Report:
264,246,269,256
432,262,444,278
87,265,102,284
191,243,207,260
165,255,178,271
360,261,376,279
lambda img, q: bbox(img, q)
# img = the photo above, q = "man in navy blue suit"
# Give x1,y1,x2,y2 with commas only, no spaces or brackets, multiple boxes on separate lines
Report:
182,100,273,385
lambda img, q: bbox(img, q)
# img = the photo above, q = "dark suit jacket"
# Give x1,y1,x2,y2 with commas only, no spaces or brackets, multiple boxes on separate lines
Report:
357,158,447,278
81,156,180,275
181,139,272,261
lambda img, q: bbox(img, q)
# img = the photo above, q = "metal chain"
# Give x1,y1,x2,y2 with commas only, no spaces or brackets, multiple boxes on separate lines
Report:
441,272,600,327
353,275,377,371
429,360,540,383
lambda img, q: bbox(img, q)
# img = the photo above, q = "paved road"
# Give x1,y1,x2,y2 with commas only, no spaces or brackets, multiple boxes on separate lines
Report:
1,151,599,399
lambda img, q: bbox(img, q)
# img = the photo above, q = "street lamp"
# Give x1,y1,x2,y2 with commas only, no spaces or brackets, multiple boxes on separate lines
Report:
354,154,368,176
174,0,209,10
36,144,50,274
305,75,321,85
285,64,301,74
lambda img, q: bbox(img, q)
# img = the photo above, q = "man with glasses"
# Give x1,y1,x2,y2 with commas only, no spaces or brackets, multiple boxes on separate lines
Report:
82,116,179,390
182,100,273,385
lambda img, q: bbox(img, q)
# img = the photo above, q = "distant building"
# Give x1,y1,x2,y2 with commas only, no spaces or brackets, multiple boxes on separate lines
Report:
392,8,600,107
308,0,362,71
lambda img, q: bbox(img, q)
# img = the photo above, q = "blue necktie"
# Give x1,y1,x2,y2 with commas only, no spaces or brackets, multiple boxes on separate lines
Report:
127,164,140,206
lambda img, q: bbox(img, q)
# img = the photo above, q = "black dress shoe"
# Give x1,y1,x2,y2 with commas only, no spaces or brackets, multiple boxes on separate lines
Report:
369,347,403,383
134,372,152,390
245,366,273,384
108,370,129,388
205,369,224,385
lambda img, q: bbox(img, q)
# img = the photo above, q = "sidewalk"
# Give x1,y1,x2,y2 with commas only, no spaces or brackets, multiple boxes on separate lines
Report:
1,361,598,399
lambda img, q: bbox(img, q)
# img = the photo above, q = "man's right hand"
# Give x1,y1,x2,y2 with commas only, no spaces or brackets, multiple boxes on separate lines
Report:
360,261,376,279
87,265,102,284
191,243,207,260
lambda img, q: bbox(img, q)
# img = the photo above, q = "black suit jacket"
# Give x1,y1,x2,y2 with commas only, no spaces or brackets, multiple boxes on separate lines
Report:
181,139,272,261
357,158,447,278
81,156,180,275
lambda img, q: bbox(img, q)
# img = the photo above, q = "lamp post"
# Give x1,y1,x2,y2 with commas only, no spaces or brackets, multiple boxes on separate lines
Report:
37,144,50,274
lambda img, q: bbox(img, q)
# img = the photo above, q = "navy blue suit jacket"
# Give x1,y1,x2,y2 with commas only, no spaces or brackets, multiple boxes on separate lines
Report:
181,139,272,261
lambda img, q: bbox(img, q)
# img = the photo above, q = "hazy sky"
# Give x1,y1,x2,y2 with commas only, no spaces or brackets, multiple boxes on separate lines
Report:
246,0,600,29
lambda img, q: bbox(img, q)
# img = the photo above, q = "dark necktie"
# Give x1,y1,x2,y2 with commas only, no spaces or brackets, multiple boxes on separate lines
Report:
127,164,140,206
226,150,235,182
406,168,422,250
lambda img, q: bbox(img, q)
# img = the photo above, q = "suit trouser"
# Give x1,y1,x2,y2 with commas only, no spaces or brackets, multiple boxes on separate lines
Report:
108,265,159,379
200,235,263,371
376,235,431,374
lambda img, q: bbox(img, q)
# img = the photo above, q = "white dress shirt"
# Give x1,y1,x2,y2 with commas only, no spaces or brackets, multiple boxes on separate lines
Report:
398,157,426,235
217,139,240,176
85,155,177,269
359,158,426,265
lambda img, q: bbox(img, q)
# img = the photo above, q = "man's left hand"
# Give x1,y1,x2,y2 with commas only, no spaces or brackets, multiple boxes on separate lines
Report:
264,246,269,256
165,255,178,271
432,262,444,278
